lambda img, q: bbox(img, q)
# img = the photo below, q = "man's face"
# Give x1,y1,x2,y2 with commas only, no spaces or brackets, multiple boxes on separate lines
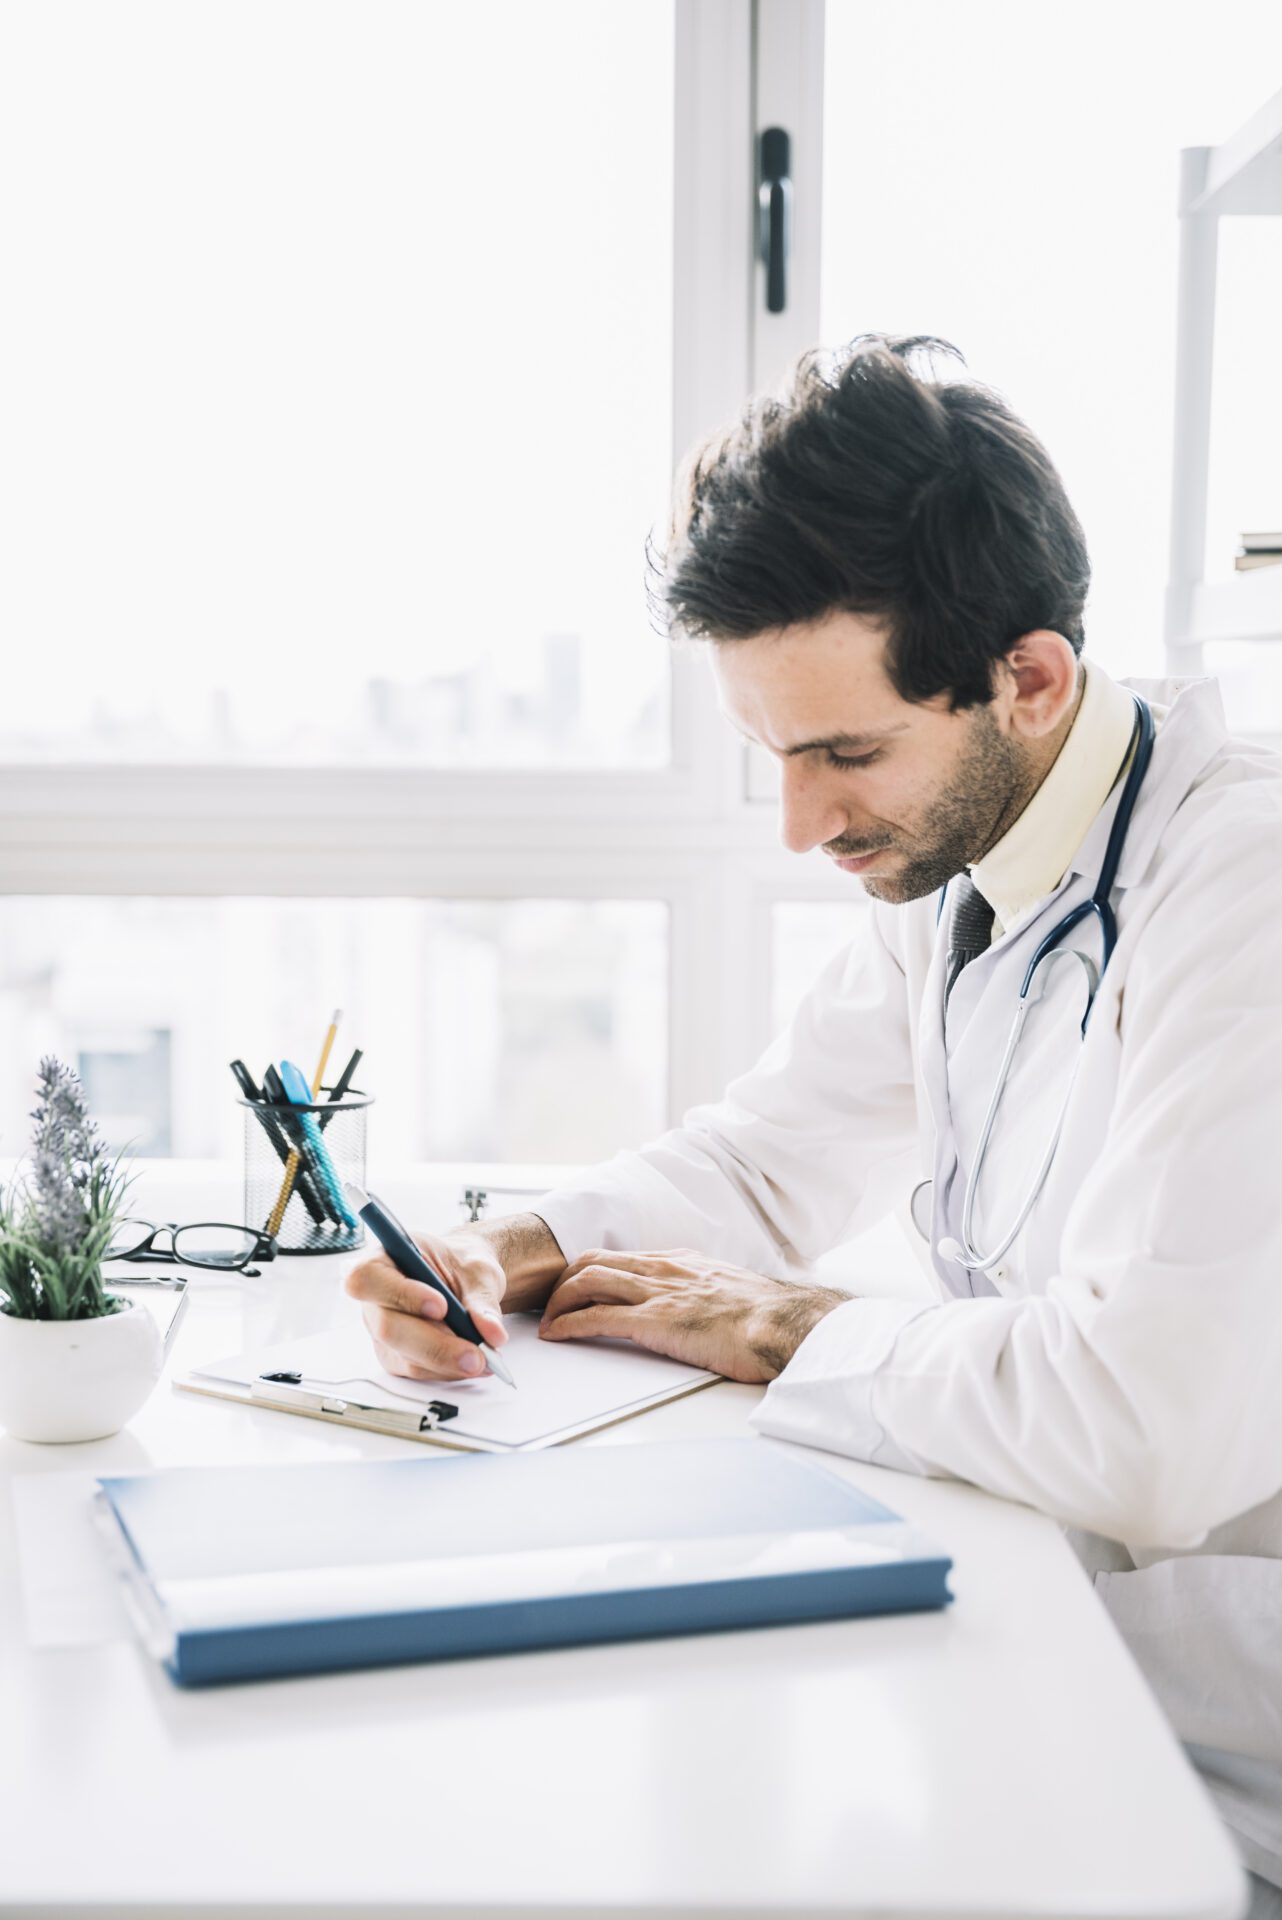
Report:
712,612,1036,904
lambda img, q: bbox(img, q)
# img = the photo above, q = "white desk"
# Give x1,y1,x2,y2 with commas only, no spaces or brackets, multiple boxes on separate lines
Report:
0,1165,1246,1919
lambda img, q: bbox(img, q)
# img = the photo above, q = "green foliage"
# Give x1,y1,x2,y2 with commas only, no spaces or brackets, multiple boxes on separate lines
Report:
0,1059,133,1322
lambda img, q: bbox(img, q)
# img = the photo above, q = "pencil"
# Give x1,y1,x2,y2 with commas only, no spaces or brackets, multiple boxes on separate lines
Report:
309,1008,342,1099
266,1009,343,1237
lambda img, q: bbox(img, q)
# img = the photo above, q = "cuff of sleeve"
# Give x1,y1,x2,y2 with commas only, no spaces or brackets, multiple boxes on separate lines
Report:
534,1156,654,1268
748,1295,936,1474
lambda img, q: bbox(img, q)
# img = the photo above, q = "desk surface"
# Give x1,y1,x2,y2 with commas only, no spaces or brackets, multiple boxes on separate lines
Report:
0,1166,1246,1920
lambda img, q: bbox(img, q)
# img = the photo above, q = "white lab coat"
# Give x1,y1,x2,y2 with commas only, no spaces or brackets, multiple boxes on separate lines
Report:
538,677,1282,1882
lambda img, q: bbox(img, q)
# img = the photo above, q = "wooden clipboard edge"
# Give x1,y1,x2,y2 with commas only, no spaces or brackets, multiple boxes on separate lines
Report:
172,1366,721,1453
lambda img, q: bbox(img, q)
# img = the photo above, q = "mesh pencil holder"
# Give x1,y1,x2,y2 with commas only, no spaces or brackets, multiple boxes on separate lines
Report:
241,1089,372,1256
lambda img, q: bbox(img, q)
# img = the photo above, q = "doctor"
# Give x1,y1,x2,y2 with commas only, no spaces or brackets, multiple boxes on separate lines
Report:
347,335,1282,1908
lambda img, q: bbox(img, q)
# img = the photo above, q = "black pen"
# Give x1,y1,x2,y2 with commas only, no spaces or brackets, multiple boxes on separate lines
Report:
344,1182,516,1389
318,1047,363,1132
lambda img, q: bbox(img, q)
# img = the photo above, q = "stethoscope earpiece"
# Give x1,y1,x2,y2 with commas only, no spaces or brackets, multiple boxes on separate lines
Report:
935,1237,966,1267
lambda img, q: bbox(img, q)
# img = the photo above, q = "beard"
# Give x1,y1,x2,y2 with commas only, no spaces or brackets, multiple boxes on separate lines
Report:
832,704,1039,905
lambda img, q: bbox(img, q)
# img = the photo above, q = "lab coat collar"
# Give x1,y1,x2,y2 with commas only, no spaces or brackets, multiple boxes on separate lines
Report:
1067,675,1228,895
972,659,1136,932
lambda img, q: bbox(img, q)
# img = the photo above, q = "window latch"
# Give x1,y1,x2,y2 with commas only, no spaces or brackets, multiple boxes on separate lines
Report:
757,127,792,314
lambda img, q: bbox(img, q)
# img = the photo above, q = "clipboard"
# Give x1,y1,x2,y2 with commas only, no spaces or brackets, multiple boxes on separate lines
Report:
176,1312,718,1452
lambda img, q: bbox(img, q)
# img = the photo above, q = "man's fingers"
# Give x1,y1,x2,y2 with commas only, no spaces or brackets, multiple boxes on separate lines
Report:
542,1267,648,1327
345,1246,505,1329
345,1224,510,1380
474,1320,508,1349
371,1338,443,1383
540,1302,639,1345
367,1309,495,1381
344,1253,446,1320
560,1247,667,1280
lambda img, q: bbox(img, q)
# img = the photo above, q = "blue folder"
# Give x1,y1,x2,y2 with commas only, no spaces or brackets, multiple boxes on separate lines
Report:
93,1438,953,1687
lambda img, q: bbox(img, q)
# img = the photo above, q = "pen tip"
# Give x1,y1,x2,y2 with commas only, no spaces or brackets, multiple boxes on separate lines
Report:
343,1180,369,1212
331,1008,343,1026
484,1346,517,1389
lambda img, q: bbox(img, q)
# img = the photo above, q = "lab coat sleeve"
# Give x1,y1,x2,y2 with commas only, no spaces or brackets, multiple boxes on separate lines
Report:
753,816,1282,1550
536,902,919,1278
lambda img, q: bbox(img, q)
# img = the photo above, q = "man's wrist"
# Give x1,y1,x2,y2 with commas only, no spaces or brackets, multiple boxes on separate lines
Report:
449,1211,566,1313
748,1284,848,1382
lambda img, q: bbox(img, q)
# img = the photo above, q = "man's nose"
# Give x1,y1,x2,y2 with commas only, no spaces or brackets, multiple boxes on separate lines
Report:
778,761,846,855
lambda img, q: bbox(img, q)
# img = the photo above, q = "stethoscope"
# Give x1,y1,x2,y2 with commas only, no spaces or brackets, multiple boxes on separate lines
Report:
910,694,1156,1275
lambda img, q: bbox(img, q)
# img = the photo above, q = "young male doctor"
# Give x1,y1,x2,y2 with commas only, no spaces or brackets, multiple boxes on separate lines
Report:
348,336,1282,1908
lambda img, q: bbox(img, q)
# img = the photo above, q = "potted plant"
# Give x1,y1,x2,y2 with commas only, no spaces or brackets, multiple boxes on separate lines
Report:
0,1058,162,1443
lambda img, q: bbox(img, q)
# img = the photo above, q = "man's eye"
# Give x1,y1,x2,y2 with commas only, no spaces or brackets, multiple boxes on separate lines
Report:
825,748,881,770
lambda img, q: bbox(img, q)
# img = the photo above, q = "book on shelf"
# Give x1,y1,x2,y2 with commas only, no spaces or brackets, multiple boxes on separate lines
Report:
1235,532,1282,572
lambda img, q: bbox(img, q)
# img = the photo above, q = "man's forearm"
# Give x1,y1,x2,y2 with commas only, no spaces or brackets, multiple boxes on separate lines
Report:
454,1211,566,1312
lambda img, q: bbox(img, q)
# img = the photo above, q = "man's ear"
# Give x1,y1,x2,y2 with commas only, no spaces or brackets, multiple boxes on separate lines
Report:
999,631,1081,740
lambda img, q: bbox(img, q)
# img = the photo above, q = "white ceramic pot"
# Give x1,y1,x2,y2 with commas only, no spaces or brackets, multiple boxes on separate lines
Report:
0,1297,164,1443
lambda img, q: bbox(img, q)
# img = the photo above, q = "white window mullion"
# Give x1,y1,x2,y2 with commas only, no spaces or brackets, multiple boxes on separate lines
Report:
670,0,835,1109
670,0,756,819
666,0,759,1118
750,0,826,398
668,865,757,1118
719,0,828,821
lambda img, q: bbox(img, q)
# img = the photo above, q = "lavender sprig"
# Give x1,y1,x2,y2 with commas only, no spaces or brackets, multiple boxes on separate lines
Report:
29,1057,108,1256
0,1059,132,1320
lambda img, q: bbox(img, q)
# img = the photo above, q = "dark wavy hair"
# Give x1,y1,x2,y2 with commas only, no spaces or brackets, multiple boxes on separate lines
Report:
652,334,1090,711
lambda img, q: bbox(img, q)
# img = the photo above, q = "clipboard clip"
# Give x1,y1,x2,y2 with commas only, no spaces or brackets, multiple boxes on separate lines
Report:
254,1372,459,1434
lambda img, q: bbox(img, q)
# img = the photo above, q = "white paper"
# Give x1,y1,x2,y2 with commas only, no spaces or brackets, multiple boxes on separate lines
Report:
186,1312,716,1449
11,1471,135,1648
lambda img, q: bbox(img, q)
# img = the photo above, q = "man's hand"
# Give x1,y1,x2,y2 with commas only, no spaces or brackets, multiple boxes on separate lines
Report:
539,1248,848,1382
344,1228,510,1382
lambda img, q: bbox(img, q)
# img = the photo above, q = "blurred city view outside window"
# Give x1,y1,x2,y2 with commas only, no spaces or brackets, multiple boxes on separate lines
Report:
0,2,674,768
0,899,667,1166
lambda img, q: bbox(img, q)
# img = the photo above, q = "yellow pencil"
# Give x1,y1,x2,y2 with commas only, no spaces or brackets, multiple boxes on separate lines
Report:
266,1009,343,1237
308,1007,343,1100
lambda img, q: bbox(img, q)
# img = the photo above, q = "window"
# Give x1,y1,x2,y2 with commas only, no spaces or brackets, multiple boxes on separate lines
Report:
13,6,1265,1164
0,1,674,769
0,898,667,1163
1,3,819,1151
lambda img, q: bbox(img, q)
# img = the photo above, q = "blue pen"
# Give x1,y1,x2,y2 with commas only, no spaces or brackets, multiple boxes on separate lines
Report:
278,1060,358,1229
343,1182,516,1390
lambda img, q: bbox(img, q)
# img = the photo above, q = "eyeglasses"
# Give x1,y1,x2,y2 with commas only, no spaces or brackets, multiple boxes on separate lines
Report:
105,1219,278,1272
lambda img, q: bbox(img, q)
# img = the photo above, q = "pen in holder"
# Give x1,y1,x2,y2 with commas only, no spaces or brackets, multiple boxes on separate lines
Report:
241,1088,372,1256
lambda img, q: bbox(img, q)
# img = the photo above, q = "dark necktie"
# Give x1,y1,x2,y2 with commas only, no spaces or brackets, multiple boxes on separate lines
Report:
945,875,995,1004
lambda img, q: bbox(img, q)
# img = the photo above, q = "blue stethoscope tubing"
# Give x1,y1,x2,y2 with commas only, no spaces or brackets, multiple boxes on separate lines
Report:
930,694,1156,1274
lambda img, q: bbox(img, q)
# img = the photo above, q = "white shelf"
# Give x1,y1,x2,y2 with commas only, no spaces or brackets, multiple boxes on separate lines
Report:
1165,80,1282,678
1189,566,1282,644
1186,83,1282,216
